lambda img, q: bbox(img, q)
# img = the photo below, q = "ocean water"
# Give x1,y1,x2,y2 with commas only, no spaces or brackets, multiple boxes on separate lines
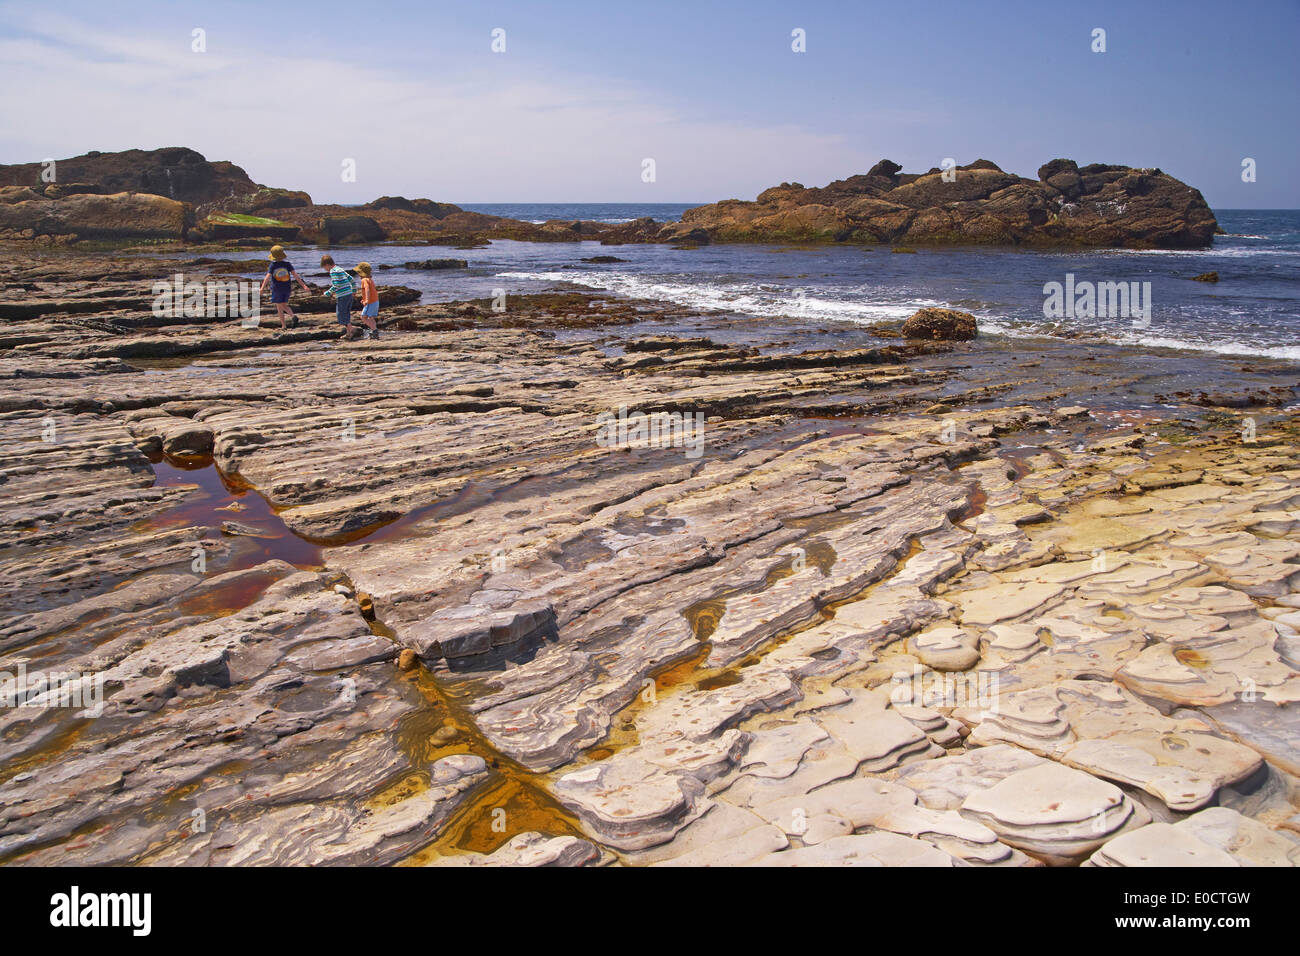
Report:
458,202,698,224
191,208,1300,360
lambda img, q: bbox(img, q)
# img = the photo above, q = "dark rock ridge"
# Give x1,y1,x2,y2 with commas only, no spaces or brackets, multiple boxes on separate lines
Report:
0,147,260,206
677,159,1218,249
404,258,469,270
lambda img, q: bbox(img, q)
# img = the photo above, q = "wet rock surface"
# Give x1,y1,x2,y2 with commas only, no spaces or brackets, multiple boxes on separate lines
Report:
0,248,1297,867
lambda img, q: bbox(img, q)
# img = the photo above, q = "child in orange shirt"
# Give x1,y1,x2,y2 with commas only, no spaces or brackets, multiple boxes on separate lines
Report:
356,262,380,340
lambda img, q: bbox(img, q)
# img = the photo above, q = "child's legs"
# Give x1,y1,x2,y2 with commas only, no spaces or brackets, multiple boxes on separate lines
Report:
275,303,291,324
362,301,378,330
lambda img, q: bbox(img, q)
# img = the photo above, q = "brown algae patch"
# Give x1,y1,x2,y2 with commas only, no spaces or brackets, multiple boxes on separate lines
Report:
390,663,584,861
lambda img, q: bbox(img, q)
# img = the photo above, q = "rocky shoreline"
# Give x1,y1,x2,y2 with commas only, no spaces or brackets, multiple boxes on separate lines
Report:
0,248,1296,866
0,147,1217,249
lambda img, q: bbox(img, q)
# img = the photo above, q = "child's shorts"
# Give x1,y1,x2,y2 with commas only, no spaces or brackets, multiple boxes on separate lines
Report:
361,301,379,318
271,286,291,304
335,294,353,326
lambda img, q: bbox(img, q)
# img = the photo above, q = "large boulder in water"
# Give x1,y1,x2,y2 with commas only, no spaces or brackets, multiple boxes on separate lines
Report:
901,307,978,341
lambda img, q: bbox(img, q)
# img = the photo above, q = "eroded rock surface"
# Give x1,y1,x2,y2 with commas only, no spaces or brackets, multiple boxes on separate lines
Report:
0,249,1296,867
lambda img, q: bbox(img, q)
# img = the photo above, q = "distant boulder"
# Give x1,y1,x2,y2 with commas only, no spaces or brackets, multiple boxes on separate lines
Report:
1037,158,1079,181
366,195,417,212
366,196,461,219
1191,271,1219,282
867,159,903,181
321,215,384,244
403,258,468,269
229,187,312,212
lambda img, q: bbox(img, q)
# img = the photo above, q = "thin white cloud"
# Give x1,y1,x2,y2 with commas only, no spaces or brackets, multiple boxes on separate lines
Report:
0,10,871,201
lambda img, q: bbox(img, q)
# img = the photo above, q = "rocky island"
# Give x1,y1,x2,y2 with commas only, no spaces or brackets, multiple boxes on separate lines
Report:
678,158,1219,248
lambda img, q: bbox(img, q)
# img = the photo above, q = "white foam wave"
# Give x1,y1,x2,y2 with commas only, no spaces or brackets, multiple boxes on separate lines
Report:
1092,247,1296,258
523,217,641,224
979,319,1300,360
496,270,940,321
498,269,1299,361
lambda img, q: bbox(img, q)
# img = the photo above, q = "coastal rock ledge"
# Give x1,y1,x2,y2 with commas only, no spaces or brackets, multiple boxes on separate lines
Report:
674,158,1218,249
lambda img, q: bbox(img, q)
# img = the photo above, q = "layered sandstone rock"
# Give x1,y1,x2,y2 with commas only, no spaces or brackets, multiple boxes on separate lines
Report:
0,249,1295,869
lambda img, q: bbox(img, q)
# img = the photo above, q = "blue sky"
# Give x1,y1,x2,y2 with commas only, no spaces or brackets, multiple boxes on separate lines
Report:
0,0,1295,206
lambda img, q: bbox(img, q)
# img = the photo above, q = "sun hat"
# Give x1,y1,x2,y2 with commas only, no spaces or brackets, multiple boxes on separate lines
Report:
269,245,286,260
356,262,372,276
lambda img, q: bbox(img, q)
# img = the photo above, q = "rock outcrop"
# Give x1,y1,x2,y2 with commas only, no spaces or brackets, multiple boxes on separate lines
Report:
0,191,192,241
0,147,260,206
201,212,301,241
678,159,1218,249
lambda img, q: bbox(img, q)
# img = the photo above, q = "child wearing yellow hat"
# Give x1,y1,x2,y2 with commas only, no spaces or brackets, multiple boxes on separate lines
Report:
259,245,310,330
355,262,380,340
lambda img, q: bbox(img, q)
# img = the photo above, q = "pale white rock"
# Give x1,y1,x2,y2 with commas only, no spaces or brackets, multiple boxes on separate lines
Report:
1174,806,1300,866
750,831,956,867
739,722,831,780
910,625,981,671
954,581,1066,627
896,744,1050,811
960,761,1150,865
964,679,1264,810
1086,822,1239,867
628,801,789,867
